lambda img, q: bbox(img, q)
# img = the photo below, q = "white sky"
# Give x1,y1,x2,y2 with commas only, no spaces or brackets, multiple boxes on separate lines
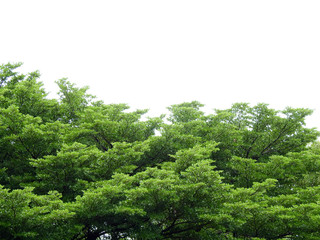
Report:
1,1,320,129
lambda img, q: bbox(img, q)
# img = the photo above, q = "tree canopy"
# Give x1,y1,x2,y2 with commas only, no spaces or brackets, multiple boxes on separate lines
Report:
1,63,320,239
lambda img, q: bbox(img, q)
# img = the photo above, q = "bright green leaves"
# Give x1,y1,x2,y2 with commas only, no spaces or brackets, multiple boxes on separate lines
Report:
169,142,219,173
56,78,94,123
0,106,66,187
223,182,320,240
214,103,320,161
0,186,78,240
167,101,204,123
74,183,126,222
127,160,227,239
0,106,64,158
91,141,149,178
30,143,101,200
65,104,162,152
0,63,60,122
66,143,227,239
223,151,320,238
31,141,150,201
0,186,35,238
0,62,25,88
229,149,320,193
228,157,262,188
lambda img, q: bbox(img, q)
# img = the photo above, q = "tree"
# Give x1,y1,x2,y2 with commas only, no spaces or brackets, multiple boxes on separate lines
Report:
1,62,320,239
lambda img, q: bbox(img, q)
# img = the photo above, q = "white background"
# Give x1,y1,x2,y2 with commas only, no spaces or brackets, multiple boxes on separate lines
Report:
1,1,319,129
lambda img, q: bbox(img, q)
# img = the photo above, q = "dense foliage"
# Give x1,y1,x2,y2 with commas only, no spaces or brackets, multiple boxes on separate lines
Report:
1,63,320,239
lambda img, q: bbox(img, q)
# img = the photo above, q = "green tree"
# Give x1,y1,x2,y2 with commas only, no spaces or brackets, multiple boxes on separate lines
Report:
1,62,320,240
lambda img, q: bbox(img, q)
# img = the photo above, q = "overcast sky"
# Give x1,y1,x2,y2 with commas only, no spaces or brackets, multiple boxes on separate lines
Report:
1,1,320,129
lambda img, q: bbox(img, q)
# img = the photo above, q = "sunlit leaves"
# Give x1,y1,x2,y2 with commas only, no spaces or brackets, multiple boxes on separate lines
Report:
0,186,78,240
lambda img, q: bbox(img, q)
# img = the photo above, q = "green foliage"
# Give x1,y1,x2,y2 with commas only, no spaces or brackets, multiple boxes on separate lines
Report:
56,78,94,123
0,62,25,88
213,103,319,161
0,186,79,240
0,105,66,188
167,101,204,123
1,62,320,239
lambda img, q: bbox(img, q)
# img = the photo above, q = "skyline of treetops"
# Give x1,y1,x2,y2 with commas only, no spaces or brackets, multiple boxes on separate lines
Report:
1,62,320,239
